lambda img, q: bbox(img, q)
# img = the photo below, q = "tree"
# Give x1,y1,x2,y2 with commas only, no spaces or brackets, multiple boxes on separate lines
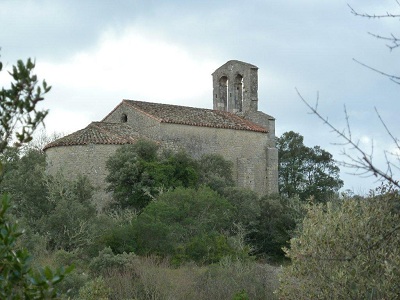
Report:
277,131,343,201
219,187,260,227
0,54,70,298
278,3,400,297
134,186,236,264
0,194,73,299
106,141,236,210
0,149,50,222
106,141,199,210
198,154,234,193
0,57,50,153
295,2,400,188
38,175,97,251
249,194,303,260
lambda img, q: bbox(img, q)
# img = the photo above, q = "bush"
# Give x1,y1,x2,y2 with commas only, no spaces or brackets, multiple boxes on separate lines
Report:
220,187,260,227
196,257,278,300
89,247,136,276
102,256,279,300
78,276,111,300
134,186,235,263
0,149,51,223
0,193,72,298
37,174,97,251
278,188,400,299
106,142,199,210
182,233,236,265
198,154,234,192
249,194,301,260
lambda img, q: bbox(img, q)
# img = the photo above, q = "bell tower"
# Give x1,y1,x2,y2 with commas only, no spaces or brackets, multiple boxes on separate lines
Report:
212,60,258,114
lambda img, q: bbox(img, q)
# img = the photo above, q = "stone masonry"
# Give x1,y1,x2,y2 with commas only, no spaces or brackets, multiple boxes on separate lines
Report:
44,60,279,210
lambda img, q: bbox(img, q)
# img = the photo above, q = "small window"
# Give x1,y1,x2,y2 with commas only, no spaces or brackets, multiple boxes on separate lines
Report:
121,114,128,123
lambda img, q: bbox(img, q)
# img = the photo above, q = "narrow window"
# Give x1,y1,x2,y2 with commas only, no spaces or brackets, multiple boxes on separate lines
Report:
121,114,128,123
218,76,228,110
234,74,243,112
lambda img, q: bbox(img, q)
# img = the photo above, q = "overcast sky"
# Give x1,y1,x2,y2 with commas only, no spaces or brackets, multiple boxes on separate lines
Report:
1,0,398,193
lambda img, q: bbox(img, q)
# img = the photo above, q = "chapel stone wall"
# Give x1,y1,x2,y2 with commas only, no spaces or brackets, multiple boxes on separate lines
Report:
45,144,120,211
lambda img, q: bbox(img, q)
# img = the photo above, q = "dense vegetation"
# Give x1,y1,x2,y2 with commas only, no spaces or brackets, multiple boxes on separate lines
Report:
0,143,287,299
277,131,343,202
2,8,399,294
4,132,399,299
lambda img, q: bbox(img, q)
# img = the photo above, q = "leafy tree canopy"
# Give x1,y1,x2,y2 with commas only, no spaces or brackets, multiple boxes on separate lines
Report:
0,54,71,298
0,194,73,299
277,131,343,201
106,141,199,210
0,149,49,222
0,57,50,154
248,194,303,260
106,140,235,210
198,154,234,193
134,186,235,263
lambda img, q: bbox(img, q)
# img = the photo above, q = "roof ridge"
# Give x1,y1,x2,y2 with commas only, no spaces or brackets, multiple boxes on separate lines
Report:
123,100,164,122
123,100,267,133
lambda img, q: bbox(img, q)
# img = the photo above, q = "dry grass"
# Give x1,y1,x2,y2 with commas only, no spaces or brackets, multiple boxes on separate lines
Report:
102,256,279,300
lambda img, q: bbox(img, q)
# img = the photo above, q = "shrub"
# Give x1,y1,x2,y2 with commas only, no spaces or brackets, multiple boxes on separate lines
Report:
134,186,234,262
38,174,97,251
78,276,111,300
249,194,301,260
198,153,234,192
182,233,236,265
278,189,400,299
0,193,72,298
89,247,136,276
196,257,278,300
220,187,260,227
106,142,199,210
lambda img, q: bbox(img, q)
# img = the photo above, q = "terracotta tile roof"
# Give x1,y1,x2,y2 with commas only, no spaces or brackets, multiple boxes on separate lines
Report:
121,100,268,133
43,122,141,150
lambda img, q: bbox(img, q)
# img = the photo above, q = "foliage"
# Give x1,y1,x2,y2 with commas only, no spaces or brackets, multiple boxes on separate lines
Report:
0,54,73,298
277,131,343,201
249,194,303,260
182,233,236,265
37,174,97,251
159,149,199,188
0,193,72,299
89,247,136,275
106,139,237,211
0,147,19,181
106,141,199,210
98,222,137,255
134,186,236,263
197,257,278,300
278,186,400,299
198,153,234,192
220,187,260,227
78,276,111,300
232,289,250,300
0,148,50,222
0,57,50,153
101,256,279,300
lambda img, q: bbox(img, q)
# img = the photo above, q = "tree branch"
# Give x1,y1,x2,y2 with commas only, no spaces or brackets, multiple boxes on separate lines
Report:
348,3,400,19
296,88,399,189
353,59,400,84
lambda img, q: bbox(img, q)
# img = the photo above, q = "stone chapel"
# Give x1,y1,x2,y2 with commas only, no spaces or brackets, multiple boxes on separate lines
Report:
44,60,278,210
